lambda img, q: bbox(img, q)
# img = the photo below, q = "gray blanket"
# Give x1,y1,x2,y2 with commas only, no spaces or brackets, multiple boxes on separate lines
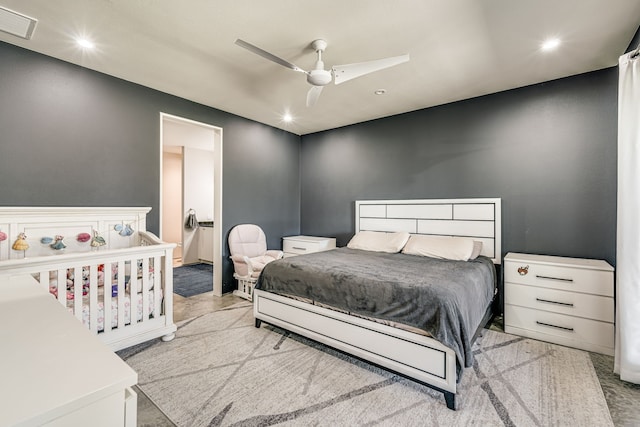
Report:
256,247,496,376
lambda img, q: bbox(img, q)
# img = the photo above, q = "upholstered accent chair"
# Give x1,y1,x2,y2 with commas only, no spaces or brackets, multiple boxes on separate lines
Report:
228,224,283,300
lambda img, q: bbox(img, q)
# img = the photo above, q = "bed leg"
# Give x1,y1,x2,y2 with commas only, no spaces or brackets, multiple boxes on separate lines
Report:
255,319,262,328
444,391,456,410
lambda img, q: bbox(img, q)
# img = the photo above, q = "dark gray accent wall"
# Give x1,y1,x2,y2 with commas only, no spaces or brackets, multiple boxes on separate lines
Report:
0,42,300,293
0,39,622,297
300,68,618,269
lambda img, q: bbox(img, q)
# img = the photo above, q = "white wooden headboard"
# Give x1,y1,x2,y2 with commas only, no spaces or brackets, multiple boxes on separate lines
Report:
0,207,151,261
355,198,502,264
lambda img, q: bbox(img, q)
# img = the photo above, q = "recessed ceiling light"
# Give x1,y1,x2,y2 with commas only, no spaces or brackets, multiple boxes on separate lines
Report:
283,113,293,123
76,38,94,49
374,89,386,95
541,38,560,51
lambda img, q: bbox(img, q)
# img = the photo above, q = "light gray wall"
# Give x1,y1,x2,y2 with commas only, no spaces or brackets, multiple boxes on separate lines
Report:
300,68,618,267
0,41,301,293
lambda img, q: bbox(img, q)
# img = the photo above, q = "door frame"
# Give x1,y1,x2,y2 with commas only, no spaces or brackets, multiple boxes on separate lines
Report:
159,112,223,296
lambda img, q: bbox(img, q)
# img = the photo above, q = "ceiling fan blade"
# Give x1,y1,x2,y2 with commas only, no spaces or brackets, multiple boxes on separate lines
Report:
332,54,410,85
306,86,324,107
235,39,307,73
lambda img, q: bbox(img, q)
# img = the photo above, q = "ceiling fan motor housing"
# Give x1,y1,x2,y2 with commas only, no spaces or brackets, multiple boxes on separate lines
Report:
307,68,332,86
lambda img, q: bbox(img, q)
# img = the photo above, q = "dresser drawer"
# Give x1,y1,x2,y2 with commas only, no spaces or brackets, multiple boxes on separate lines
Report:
504,259,613,297
283,236,336,255
505,305,614,351
504,283,613,322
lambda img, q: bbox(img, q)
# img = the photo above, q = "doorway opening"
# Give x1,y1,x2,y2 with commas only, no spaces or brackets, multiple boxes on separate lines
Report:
160,113,223,296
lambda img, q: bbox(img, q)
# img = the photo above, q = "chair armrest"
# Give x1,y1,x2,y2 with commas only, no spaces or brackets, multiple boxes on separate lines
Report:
243,255,256,276
230,254,246,263
265,250,284,260
230,254,251,277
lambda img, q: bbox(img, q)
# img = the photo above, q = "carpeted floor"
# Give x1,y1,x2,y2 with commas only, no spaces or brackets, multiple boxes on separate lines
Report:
173,263,213,298
120,303,613,426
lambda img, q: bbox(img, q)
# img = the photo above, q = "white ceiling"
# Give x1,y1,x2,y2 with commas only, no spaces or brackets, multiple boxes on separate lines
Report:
1,1,639,135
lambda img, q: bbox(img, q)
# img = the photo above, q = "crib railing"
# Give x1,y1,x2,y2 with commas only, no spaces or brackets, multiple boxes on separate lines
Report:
0,231,177,350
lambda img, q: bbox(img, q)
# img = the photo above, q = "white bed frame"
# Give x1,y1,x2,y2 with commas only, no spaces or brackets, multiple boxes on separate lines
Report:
0,207,177,351
254,198,501,410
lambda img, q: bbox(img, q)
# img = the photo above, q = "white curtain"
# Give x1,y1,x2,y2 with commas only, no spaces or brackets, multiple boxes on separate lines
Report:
616,49,640,384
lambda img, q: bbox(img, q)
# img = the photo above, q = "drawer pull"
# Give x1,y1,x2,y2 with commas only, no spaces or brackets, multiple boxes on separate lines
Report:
292,247,307,251
535,298,574,307
536,321,574,332
535,275,573,283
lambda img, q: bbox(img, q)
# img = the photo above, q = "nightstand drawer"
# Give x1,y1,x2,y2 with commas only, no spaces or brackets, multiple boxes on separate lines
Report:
283,236,336,256
505,305,614,351
505,283,614,322
504,258,613,297
283,239,318,254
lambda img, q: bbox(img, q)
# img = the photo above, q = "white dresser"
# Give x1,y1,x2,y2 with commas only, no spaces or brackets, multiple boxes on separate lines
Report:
504,252,614,355
282,235,336,257
0,275,138,426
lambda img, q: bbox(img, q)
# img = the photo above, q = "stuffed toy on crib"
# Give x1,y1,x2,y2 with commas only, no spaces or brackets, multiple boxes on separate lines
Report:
46,262,153,300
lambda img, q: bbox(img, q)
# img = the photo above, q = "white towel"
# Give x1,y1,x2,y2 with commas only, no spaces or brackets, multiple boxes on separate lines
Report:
185,211,198,229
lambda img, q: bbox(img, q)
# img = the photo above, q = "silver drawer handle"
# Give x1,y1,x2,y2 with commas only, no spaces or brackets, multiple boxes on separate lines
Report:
292,247,307,251
535,298,574,307
536,321,574,332
536,275,573,282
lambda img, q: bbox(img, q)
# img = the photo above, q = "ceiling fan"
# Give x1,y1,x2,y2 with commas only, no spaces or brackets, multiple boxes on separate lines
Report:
235,38,410,107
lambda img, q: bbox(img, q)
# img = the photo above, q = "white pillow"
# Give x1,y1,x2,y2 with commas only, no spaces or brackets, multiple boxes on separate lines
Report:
347,231,410,253
402,235,481,261
470,240,484,260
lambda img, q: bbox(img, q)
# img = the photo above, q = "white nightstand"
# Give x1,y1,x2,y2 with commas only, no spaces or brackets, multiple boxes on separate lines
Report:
282,235,336,257
504,252,614,355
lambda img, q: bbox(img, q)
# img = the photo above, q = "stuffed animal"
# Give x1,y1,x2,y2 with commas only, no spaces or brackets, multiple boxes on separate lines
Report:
12,232,29,251
90,230,106,247
66,269,75,288
82,268,90,286
66,268,89,296
50,235,66,250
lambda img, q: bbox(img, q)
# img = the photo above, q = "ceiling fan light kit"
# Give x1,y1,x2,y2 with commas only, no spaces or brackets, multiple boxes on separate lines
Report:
235,38,409,107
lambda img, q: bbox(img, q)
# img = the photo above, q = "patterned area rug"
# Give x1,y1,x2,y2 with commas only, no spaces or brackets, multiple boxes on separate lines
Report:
173,263,213,298
121,303,613,426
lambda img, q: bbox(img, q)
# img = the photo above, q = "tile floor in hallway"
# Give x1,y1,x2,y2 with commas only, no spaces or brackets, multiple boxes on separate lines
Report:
133,294,640,426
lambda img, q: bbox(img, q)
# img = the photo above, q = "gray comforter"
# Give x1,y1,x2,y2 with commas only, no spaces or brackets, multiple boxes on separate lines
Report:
256,247,496,376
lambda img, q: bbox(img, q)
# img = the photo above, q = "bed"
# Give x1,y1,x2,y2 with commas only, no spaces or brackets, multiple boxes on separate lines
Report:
0,207,177,351
253,198,501,410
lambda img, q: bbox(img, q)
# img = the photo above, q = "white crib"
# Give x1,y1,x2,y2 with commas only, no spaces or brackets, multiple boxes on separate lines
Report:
0,207,177,351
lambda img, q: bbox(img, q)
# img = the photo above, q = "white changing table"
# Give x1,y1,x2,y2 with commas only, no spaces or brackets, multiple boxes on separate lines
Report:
0,275,137,427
